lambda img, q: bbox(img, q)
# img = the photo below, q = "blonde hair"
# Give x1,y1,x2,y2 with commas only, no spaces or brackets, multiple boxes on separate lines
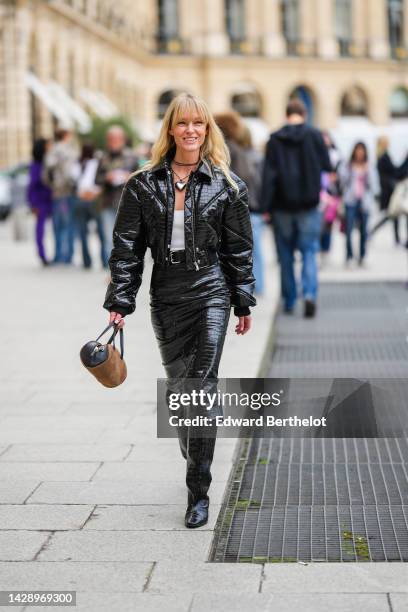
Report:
376,135,389,158
138,93,238,190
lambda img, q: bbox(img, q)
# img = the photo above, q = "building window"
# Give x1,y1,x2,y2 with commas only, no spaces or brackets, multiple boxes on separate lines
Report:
281,0,299,56
157,0,181,53
341,86,368,117
225,0,246,53
390,87,408,117
388,0,405,58
157,89,183,118
335,0,352,56
231,86,261,117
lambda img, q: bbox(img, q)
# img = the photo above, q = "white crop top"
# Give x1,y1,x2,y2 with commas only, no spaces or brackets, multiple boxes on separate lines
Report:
170,210,185,250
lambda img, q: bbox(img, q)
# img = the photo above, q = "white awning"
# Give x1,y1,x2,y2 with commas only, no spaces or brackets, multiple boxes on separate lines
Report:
95,92,119,117
25,72,73,128
47,81,92,134
79,88,119,119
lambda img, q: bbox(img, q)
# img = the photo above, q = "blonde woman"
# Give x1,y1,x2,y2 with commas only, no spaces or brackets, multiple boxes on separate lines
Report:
103,93,256,528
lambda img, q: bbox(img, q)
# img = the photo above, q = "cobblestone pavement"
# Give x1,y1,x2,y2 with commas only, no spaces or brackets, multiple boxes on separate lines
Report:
0,215,407,611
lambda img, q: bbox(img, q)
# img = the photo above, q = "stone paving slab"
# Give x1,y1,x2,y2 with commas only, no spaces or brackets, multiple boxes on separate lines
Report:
65,397,157,412
0,429,103,444
148,562,262,594
0,463,99,481
91,459,231,483
27,480,227,506
0,444,131,462
0,481,40,504
261,564,408,593
124,441,237,463
91,460,186,483
24,390,124,405
101,441,198,461
95,429,191,445
26,593,193,612
37,531,213,562
66,392,157,406
83,504,222,531
0,415,134,428
390,593,408,612
0,561,151,592
97,418,160,437
0,505,94,530
0,402,70,415
190,592,390,612
0,389,33,403
0,531,50,561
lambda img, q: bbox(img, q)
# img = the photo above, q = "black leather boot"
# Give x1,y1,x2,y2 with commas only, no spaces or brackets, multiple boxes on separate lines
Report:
185,497,209,528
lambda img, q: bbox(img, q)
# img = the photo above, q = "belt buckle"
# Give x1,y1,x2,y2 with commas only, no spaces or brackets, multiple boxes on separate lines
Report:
169,251,181,264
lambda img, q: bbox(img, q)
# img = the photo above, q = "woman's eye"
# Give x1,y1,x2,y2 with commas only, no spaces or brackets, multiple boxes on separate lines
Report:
195,121,204,126
178,121,186,125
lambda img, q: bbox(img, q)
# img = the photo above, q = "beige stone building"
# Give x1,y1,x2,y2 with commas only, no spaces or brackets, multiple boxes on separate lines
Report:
1,0,408,166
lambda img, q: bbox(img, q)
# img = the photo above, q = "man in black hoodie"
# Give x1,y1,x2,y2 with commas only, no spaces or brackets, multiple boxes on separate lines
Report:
261,99,332,317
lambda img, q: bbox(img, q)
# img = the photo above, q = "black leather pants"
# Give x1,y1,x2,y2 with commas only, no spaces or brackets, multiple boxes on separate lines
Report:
150,261,230,503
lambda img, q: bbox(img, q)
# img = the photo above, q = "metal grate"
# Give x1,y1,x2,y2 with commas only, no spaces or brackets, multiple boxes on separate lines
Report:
273,340,408,363
210,282,408,563
223,505,408,562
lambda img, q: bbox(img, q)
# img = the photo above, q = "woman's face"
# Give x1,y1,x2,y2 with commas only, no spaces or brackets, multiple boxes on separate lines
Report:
169,113,207,155
354,145,366,163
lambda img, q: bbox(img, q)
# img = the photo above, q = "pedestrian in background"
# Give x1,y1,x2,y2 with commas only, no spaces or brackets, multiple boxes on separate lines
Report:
27,138,53,266
261,99,331,318
319,131,342,260
73,143,107,269
42,128,78,264
214,112,264,294
377,136,408,246
340,142,376,267
95,126,139,258
239,125,265,295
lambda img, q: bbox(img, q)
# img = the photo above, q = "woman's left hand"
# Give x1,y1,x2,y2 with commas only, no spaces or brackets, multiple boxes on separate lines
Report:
235,316,251,335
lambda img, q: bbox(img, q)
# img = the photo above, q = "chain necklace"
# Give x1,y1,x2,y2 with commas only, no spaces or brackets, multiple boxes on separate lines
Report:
171,166,194,191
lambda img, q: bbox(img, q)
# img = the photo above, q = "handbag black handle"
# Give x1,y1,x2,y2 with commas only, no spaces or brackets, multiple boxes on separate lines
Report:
96,322,124,359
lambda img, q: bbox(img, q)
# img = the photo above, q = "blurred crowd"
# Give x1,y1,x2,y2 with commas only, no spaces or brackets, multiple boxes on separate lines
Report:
3,101,408,317
25,126,142,269
216,100,408,316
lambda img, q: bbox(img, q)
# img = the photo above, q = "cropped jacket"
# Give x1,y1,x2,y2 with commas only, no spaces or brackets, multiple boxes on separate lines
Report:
103,153,256,317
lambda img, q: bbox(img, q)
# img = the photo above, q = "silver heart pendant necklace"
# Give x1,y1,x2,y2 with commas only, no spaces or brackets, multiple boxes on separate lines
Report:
172,168,191,191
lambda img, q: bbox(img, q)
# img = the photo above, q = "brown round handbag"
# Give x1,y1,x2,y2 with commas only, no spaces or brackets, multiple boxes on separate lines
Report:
80,322,127,388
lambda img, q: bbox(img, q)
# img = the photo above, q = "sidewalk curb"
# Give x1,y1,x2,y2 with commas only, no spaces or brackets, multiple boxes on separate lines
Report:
208,298,279,562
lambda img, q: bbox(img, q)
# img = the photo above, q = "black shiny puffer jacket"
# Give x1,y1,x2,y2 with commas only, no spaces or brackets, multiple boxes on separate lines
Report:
103,154,256,316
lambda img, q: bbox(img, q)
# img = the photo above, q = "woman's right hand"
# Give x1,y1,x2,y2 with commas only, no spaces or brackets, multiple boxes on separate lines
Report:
109,311,125,328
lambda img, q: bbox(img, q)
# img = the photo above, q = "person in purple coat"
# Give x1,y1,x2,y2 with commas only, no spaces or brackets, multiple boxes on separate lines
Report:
27,138,53,265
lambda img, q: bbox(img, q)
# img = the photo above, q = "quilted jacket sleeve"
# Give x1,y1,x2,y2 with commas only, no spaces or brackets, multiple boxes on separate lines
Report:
103,176,147,316
219,180,257,312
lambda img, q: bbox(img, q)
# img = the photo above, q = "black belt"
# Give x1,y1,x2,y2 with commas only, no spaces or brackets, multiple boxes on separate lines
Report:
158,249,218,268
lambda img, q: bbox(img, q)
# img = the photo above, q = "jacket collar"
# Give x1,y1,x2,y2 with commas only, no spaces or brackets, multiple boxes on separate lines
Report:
151,148,213,181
